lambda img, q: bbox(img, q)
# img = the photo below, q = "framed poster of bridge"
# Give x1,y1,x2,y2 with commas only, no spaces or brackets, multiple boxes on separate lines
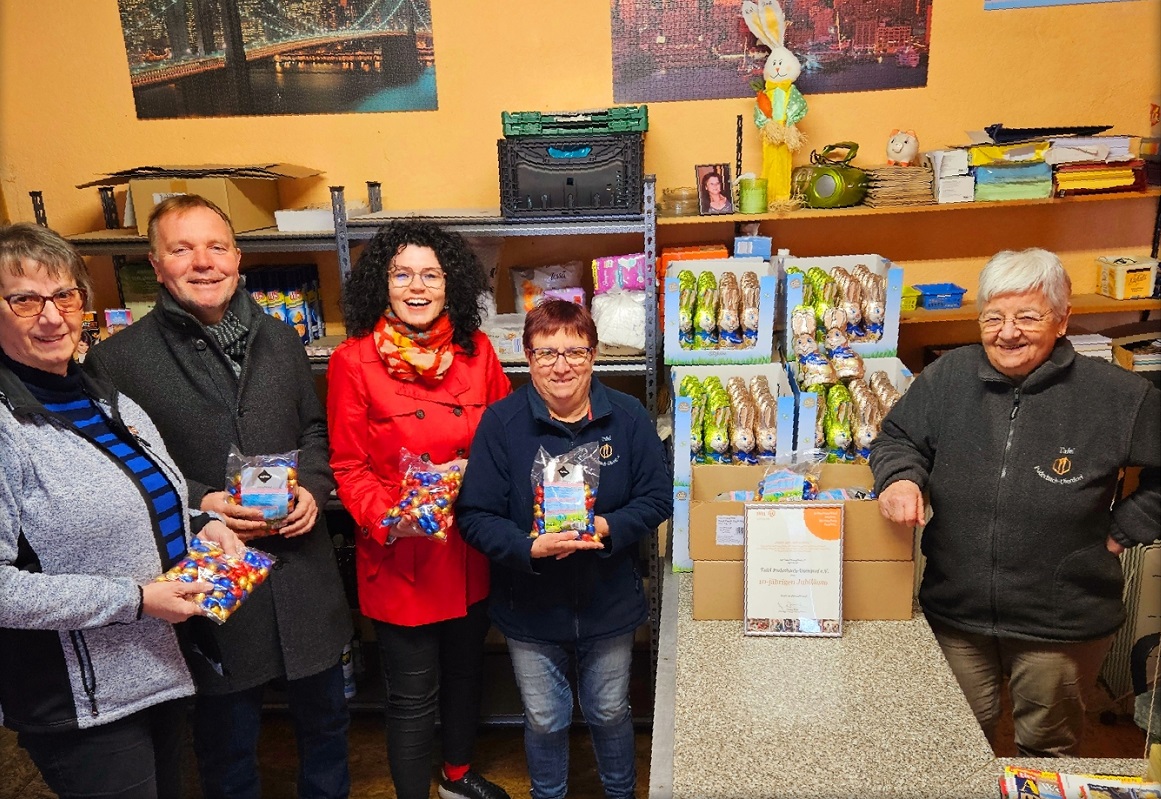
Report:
116,0,437,119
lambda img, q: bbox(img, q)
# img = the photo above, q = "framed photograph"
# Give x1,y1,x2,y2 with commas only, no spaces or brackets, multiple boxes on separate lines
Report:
743,502,844,637
696,164,734,215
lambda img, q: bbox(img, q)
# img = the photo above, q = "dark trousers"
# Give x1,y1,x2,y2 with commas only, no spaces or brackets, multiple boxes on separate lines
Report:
373,599,490,799
18,698,186,799
192,663,350,799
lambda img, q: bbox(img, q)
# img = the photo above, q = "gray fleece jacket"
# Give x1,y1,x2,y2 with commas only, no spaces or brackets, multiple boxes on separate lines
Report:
0,365,198,732
869,340,1161,643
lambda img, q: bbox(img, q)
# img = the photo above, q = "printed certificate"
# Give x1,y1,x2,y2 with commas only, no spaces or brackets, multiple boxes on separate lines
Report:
743,502,843,637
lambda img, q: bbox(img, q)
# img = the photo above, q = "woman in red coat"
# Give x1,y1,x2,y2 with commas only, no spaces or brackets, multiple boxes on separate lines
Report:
327,221,511,799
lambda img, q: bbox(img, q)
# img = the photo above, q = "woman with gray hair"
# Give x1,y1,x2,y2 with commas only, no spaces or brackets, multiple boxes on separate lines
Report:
869,247,1160,758
0,222,241,798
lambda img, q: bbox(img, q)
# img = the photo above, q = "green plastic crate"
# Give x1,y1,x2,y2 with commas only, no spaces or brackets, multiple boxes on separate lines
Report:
501,105,648,137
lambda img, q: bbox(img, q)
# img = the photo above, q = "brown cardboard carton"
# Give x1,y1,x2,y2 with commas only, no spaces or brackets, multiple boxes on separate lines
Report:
843,561,915,620
687,463,913,562
78,164,321,235
692,559,914,621
692,560,744,620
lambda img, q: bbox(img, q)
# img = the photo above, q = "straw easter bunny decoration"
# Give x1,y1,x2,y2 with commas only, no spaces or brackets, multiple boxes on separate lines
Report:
743,0,808,205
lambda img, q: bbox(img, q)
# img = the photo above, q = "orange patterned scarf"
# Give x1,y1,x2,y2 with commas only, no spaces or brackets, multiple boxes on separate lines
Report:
373,310,455,385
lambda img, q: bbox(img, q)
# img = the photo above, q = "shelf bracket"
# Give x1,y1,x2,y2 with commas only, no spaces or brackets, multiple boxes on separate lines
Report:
331,186,352,284
29,191,47,227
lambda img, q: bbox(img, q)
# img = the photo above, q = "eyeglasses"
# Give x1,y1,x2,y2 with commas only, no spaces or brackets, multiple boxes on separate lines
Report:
978,309,1054,333
528,346,594,367
388,269,445,289
2,287,87,318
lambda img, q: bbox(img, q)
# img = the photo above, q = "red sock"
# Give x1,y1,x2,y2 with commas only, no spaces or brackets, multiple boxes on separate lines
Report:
444,763,469,782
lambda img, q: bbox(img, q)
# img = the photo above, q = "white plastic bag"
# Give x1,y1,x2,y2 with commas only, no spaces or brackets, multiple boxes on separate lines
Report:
592,288,646,353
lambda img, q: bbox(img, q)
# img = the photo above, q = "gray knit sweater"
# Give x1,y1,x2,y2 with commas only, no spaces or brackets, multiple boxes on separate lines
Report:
0,366,198,732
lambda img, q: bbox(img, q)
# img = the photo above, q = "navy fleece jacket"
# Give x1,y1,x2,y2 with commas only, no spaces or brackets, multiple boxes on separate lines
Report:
457,378,671,645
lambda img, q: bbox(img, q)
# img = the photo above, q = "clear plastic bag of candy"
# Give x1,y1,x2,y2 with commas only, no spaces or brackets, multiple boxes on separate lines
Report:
758,449,827,502
156,536,274,624
225,446,298,529
530,443,601,540
379,449,465,542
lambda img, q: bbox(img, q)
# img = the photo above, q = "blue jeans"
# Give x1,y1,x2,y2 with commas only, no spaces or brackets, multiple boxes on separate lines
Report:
192,663,350,799
507,632,636,799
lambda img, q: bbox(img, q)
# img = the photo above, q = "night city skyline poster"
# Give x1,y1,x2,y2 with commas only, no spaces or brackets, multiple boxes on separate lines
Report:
116,0,437,119
612,0,934,103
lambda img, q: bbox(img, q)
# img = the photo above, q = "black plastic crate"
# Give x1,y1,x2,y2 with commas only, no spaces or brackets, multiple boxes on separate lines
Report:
501,105,648,137
499,133,644,218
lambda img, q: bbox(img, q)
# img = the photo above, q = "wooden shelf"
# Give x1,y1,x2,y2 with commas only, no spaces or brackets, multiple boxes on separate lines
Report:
900,293,1161,324
656,186,1160,226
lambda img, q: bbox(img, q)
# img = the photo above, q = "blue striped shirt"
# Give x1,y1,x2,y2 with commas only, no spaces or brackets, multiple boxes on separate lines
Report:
10,360,187,569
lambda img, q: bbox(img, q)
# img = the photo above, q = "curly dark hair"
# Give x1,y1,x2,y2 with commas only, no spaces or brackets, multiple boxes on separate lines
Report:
342,220,488,354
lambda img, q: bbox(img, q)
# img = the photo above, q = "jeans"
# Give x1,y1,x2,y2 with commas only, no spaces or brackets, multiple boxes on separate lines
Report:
18,698,186,799
192,663,350,799
930,620,1115,757
373,600,490,799
507,632,637,799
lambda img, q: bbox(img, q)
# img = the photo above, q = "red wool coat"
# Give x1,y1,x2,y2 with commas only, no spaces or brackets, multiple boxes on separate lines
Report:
327,330,511,626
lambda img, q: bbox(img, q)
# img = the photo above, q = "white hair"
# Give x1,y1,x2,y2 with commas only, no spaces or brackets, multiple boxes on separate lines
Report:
977,248,1071,315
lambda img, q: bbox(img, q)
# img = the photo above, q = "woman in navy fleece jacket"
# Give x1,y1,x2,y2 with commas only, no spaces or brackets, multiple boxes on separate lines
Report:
458,301,670,799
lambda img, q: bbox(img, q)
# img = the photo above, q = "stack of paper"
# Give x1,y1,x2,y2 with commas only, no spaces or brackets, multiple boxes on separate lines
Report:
1123,337,1161,369
974,161,1053,201
862,166,935,207
926,150,974,203
968,140,1050,166
1053,159,1146,197
1068,333,1113,362
1045,135,1134,165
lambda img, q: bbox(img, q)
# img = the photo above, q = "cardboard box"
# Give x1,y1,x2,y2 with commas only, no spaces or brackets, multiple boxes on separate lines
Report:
933,175,975,204
924,149,970,178
686,463,913,563
78,164,321,235
663,258,778,365
787,356,914,452
1103,320,1161,373
692,559,914,621
1097,256,1159,300
782,254,904,359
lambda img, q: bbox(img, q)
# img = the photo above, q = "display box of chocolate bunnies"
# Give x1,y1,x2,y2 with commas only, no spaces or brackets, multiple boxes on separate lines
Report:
782,254,904,359
663,258,779,365
670,362,798,571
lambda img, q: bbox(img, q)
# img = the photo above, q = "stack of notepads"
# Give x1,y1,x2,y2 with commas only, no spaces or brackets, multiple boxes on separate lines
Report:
862,166,935,207
968,141,1053,201
1067,333,1113,362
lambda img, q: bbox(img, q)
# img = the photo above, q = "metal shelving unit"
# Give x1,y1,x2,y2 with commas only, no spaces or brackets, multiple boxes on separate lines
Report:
59,176,661,417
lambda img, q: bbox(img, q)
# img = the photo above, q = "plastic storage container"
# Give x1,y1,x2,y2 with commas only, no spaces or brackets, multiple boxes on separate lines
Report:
900,285,921,312
501,105,648,137
912,282,967,310
499,134,644,218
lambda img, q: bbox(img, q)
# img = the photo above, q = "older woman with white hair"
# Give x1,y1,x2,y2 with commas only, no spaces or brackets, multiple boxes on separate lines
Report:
870,247,1160,758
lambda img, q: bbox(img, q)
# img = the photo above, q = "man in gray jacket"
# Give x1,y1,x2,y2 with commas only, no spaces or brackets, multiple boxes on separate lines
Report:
87,195,353,799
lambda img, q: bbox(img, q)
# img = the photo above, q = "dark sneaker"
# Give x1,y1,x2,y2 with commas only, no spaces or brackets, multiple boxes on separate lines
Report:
437,769,511,799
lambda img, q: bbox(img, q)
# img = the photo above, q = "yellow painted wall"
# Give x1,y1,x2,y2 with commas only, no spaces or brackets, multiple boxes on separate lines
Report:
2,0,1158,231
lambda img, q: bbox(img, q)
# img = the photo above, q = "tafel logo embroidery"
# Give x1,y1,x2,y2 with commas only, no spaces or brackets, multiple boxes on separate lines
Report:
1034,448,1083,485
599,443,614,460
